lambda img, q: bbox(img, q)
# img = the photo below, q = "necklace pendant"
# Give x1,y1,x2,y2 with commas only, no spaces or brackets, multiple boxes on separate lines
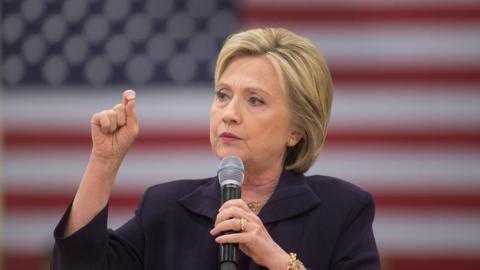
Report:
247,201,258,212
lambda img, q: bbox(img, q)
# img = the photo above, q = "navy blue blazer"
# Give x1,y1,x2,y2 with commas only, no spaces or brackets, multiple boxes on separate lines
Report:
52,170,380,270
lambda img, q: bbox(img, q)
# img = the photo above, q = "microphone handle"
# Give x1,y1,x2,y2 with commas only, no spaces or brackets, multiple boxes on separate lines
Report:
219,184,241,270
221,183,241,204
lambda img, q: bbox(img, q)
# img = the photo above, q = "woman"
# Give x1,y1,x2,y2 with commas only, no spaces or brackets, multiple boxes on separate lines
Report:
52,28,380,270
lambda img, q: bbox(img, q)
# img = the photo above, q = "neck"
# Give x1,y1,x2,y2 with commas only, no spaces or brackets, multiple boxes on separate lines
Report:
241,163,283,202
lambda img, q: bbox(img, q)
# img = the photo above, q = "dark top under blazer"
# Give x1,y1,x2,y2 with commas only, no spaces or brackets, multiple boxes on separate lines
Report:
52,170,380,270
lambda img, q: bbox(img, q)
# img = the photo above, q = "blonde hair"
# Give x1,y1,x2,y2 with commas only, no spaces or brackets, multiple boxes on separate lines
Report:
215,28,333,173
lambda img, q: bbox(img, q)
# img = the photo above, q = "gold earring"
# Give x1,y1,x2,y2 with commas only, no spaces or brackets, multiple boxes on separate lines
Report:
288,137,295,147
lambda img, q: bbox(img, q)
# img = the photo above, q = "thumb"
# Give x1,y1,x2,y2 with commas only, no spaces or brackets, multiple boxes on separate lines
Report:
122,89,138,128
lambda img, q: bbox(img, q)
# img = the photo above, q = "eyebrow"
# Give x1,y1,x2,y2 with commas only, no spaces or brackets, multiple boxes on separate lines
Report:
216,82,271,97
245,87,271,98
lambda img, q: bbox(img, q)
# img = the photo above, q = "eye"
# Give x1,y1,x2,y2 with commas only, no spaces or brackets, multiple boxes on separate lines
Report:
215,90,229,102
248,96,265,106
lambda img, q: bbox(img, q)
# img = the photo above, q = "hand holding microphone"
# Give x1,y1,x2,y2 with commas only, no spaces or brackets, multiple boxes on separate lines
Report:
212,156,292,270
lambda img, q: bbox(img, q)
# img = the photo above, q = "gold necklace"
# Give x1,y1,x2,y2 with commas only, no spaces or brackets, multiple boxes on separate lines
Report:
245,198,269,213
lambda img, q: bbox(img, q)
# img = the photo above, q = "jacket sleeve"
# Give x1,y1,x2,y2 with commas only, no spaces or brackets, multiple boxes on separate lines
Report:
330,192,381,270
51,193,147,270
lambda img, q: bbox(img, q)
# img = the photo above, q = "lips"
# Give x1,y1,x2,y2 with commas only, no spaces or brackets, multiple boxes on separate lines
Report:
219,132,240,141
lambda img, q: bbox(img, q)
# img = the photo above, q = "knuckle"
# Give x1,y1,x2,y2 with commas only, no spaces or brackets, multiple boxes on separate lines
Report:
106,110,116,118
93,111,105,120
221,207,232,215
90,113,99,123
223,211,234,220
215,213,224,223
222,200,233,207
113,103,124,110
99,115,109,125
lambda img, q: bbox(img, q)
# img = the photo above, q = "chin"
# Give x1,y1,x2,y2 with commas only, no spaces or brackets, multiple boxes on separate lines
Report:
214,147,246,161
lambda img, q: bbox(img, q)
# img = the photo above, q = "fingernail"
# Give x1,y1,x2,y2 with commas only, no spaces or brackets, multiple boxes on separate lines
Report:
127,91,135,99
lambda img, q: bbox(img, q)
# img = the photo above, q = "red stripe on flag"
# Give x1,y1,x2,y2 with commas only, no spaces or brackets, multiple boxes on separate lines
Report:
239,6,480,24
5,131,480,148
6,190,480,211
373,192,480,211
4,253,50,270
4,132,210,148
386,256,480,270
5,191,142,211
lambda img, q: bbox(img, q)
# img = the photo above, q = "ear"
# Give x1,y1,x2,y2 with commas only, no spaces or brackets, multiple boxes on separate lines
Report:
287,129,303,147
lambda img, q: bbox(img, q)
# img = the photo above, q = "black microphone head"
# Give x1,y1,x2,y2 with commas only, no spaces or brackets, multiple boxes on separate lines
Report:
218,156,244,187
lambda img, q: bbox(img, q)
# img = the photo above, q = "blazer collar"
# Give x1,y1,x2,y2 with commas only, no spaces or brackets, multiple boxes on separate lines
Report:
178,170,321,224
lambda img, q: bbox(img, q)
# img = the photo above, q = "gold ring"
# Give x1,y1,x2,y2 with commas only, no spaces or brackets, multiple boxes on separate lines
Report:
240,218,248,232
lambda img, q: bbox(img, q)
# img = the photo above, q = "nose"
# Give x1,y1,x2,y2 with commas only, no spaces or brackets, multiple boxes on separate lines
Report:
222,97,242,125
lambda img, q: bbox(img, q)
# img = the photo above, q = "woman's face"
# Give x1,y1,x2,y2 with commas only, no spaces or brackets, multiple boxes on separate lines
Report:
210,56,296,172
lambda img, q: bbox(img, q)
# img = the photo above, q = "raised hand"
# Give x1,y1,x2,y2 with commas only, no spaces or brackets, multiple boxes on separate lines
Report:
90,89,139,161
65,89,139,237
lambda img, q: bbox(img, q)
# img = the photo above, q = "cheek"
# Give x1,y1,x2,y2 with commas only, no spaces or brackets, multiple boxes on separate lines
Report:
209,107,219,139
210,106,217,125
263,114,290,145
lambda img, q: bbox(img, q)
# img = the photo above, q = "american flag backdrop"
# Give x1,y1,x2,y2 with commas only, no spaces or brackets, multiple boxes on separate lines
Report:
2,0,480,269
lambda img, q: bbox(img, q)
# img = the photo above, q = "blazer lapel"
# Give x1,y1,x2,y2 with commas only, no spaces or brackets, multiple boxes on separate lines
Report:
259,170,321,224
178,170,321,224
178,177,220,221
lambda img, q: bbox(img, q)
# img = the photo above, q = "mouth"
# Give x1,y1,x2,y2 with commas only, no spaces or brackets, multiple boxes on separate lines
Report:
219,132,241,142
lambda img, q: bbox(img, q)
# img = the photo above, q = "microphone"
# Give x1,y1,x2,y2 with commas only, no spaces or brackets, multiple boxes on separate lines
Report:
217,156,244,270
